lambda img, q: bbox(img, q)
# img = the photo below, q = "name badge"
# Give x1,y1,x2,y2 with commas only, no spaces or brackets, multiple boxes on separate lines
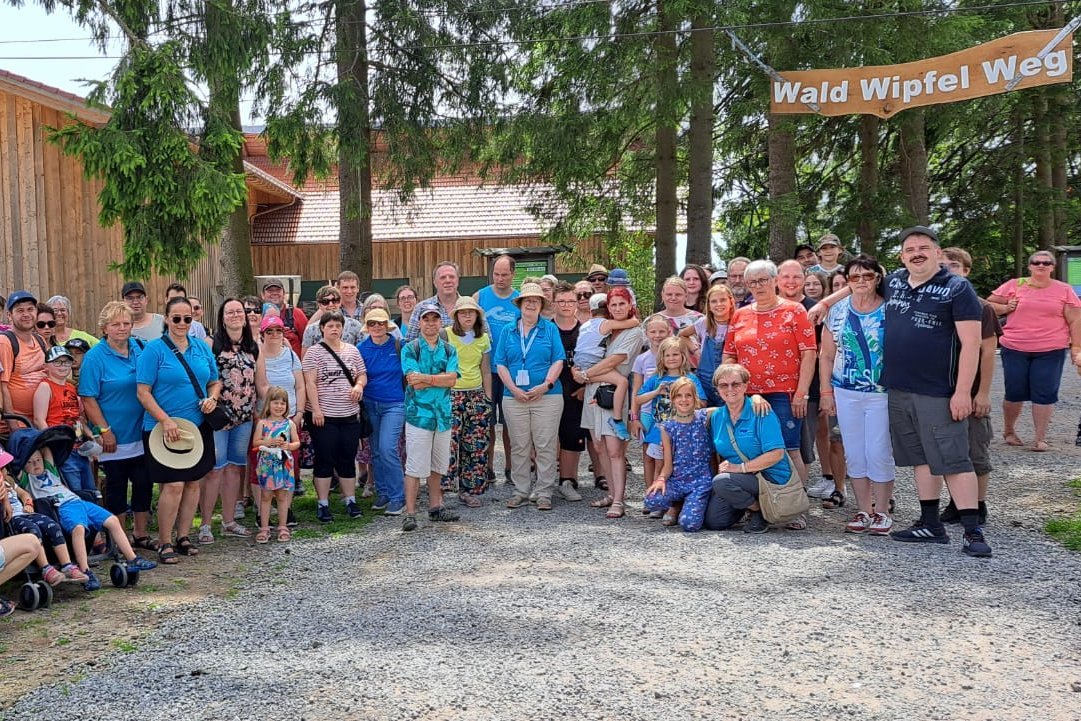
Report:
516,369,530,386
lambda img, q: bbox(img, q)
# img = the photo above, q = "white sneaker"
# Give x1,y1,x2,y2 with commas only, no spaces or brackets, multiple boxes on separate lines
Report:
868,512,893,535
528,491,540,503
845,511,872,534
807,477,835,499
234,501,246,519
558,482,583,502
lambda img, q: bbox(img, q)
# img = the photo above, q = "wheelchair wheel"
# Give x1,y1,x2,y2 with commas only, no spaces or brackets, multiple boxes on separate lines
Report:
109,564,129,588
18,582,40,611
35,582,54,609
126,569,140,588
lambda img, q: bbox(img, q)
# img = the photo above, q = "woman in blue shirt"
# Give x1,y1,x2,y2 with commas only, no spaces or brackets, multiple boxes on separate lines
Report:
79,301,154,550
357,307,406,516
494,284,565,511
703,363,792,534
136,297,221,563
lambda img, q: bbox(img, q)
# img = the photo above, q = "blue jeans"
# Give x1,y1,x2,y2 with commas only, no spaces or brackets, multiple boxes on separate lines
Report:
61,453,98,495
364,399,405,504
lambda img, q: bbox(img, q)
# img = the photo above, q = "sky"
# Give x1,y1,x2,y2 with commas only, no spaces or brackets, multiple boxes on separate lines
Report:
0,3,706,267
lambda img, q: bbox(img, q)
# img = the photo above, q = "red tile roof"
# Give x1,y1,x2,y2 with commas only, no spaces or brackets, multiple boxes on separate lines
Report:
252,184,557,245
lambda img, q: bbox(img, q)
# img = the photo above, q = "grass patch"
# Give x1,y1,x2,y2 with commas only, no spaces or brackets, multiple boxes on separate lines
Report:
1046,478,1081,551
285,493,378,538
54,637,72,647
110,639,137,653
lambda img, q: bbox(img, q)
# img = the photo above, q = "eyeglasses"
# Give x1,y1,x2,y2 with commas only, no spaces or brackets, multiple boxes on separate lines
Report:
715,380,746,390
191,305,202,312
847,272,878,282
576,292,592,299
317,298,341,305
366,320,386,327
1030,260,1054,267
170,315,193,324
224,309,246,316
49,359,73,367
124,294,146,302
244,307,261,315
745,278,772,288
36,320,56,329
397,295,416,302
263,328,283,334
555,299,577,305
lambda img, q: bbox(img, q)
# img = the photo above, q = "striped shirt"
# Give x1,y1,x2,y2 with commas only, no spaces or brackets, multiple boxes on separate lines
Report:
302,342,366,418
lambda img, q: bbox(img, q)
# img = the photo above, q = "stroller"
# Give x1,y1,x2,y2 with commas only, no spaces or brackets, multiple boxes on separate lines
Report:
5,423,142,596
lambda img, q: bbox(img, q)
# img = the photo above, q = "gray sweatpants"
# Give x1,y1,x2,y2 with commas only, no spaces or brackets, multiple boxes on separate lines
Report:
702,472,759,530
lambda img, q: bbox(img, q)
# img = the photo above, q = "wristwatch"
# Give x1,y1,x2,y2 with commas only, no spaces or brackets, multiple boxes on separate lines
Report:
546,381,554,390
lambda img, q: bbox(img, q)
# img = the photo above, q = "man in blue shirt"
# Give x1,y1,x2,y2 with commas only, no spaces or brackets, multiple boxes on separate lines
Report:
881,226,991,557
400,302,460,532
474,254,519,483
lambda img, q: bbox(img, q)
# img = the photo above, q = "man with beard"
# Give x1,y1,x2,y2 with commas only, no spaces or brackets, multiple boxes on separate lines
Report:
726,257,753,308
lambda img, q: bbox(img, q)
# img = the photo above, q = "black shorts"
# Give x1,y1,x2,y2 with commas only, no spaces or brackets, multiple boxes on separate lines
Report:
558,391,590,452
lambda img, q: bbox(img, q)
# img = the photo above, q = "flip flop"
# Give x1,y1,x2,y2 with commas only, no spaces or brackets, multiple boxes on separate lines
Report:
1031,441,1050,452
589,495,613,508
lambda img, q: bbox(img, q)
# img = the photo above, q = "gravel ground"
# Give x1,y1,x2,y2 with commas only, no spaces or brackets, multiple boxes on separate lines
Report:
6,362,1081,721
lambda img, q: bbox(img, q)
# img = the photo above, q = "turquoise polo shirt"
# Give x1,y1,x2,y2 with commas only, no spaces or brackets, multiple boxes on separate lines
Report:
401,336,459,432
710,397,791,484
135,336,219,431
78,338,145,446
493,318,565,398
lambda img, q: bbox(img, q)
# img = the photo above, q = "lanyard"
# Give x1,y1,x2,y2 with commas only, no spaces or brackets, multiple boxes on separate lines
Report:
519,321,540,360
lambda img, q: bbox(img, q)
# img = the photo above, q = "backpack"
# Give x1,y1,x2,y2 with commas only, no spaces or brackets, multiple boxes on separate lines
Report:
1,330,48,360
404,331,452,374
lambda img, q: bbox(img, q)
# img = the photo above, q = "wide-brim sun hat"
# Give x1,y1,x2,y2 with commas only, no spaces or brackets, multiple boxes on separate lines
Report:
452,296,486,318
364,308,391,324
514,283,549,310
585,264,609,280
148,417,205,470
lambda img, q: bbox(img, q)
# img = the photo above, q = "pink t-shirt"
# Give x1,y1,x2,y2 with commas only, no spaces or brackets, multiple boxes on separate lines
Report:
992,278,1081,353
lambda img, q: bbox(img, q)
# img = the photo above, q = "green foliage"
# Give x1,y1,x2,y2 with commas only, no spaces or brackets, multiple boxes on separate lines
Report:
1046,479,1081,552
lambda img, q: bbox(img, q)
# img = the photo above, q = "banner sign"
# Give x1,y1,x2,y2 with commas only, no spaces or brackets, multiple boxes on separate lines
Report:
771,29,1073,118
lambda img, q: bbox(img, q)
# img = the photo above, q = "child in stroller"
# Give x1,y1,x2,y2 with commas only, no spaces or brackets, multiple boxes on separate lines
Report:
6,426,156,591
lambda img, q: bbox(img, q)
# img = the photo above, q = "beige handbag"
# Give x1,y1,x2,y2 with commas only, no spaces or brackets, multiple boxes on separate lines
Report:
724,421,808,524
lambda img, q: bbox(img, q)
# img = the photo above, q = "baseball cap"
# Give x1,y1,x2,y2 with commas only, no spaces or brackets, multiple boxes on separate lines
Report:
416,301,442,318
607,269,631,288
709,269,728,283
63,338,91,354
6,290,36,312
121,281,146,297
816,233,841,250
259,315,285,333
261,277,285,291
45,346,74,363
588,293,608,311
898,225,939,245
0,443,13,469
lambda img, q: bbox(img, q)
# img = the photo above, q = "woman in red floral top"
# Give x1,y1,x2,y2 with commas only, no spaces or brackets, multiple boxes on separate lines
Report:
723,259,817,495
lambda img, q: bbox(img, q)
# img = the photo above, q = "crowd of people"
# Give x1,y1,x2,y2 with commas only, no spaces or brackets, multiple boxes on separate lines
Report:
2,230,1080,614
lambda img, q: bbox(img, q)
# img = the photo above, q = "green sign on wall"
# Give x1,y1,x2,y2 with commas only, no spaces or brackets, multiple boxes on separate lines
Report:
513,260,550,289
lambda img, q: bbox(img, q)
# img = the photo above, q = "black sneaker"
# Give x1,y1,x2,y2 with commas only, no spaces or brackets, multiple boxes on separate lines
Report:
939,500,960,524
890,519,950,544
428,506,460,522
1075,429,1081,447
962,528,992,557
401,514,417,532
286,509,298,528
294,482,306,497
346,500,363,519
743,510,769,534
316,504,333,524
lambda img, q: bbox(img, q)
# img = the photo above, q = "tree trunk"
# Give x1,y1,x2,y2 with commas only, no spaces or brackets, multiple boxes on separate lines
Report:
857,114,879,255
685,14,714,267
1050,86,1068,246
898,108,929,225
206,1,254,299
1012,100,1026,278
337,0,374,287
653,0,678,300
1033,90,1054,251
767,113,797,262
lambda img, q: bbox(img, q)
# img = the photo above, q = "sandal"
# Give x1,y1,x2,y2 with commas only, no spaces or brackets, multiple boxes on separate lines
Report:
277,526,291,542
661,513,678,527
605,501,625,519
589,494,614,508
158,543,179,565
458,491,482,509
222,522,252,538
785,513,808,531
255,527,271,544
175,536,200,556
1003,432,1025,447
1031,440,1050,452
593,475,609,491
822,491,845,509
132,536,160,552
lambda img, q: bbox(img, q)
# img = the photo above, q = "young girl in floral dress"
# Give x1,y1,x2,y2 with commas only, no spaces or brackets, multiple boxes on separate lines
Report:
441,297,492,507
253,387,300,543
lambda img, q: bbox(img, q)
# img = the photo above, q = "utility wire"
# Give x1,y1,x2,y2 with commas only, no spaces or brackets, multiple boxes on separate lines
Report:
0,0,1072,57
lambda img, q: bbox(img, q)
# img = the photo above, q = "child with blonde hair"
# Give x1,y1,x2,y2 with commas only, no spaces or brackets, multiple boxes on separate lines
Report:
252,387,300,543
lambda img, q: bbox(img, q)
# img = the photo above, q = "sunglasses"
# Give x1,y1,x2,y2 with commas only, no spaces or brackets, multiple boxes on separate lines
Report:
191,305,202,312
576,292,592,299
1030,260,1054,267
366,320,387,327
847,272,878,282
171,315,193,324
244,307,261,314
317,298,341,305
36,320,56,329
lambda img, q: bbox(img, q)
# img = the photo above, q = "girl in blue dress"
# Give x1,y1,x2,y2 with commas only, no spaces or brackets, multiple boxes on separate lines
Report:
252,387,300,543
643,378,714,532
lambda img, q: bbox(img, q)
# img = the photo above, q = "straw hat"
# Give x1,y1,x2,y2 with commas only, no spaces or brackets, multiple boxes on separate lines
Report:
585,264,609,281
452,296,485,318
363,308,390,324
147,417,205,470
514,283,549,310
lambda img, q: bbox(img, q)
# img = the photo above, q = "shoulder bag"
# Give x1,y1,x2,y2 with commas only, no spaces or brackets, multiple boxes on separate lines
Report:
318,342,373,438
723,417,807,524
162,336,231,431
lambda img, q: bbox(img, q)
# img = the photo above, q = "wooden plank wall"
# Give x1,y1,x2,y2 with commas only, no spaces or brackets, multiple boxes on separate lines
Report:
0,88,224,332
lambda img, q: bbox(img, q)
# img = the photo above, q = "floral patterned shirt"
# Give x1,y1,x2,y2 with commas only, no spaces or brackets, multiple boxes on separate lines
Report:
217,345,257,429
723,299,816,395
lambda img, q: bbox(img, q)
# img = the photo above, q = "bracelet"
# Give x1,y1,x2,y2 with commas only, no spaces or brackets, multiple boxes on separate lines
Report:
628,414,639,421
98,426,111,434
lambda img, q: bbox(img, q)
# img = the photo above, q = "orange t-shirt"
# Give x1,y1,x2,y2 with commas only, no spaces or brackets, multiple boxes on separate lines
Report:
0,333,47,416
723,300,817,394
43,378,81,428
